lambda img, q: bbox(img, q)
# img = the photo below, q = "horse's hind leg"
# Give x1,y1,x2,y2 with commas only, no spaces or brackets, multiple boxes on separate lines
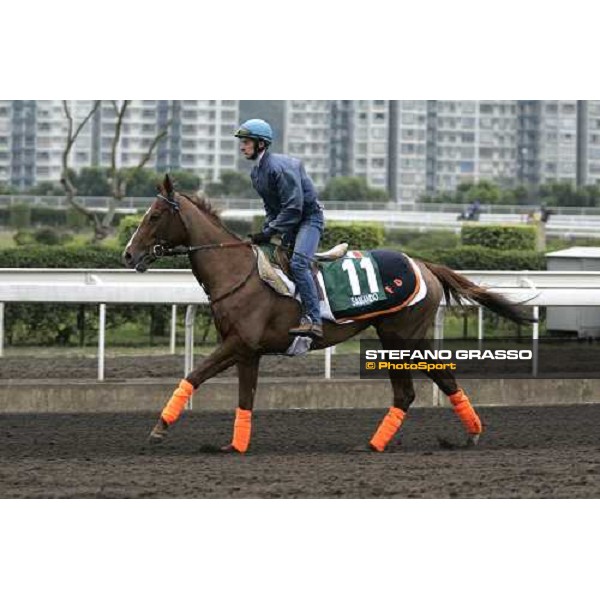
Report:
424,359,483,445
368,330,415,452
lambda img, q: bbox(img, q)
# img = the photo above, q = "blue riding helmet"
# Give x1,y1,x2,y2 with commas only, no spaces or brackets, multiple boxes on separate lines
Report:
234,119,273,144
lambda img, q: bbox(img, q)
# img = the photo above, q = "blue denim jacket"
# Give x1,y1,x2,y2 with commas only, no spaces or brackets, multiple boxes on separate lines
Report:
250,151,324,236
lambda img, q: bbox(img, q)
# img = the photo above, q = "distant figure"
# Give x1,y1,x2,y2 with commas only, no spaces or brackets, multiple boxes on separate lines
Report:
540,203,553,224
458,199,481,221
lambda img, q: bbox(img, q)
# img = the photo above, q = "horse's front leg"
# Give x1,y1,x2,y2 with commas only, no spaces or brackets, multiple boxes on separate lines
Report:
221,354,261,454
149,338,239,442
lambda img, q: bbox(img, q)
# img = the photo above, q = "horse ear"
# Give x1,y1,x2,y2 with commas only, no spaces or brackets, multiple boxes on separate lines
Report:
163,173,174,197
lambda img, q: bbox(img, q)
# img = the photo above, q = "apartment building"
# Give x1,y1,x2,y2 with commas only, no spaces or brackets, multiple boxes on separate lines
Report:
583,100,600,185
283,100,330,187
0,100,240,189
95,100,239,184
0,101,12,184
395,100,428,202
3,99,600,199
330,100,427,203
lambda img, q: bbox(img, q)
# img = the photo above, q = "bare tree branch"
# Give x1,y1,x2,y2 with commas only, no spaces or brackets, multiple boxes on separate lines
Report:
60,100,101,227
101,102,173,231
109,100,130,179
136,119,172,171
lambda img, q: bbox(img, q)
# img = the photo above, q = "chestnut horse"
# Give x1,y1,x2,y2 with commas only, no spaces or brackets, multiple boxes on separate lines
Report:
123,175,532,453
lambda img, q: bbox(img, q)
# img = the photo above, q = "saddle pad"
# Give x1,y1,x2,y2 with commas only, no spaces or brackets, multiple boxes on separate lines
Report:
320,250,419,320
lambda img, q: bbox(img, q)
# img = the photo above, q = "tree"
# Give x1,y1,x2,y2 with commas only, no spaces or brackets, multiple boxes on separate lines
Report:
122,168,162,197
205,170,257,198
121,169,201,197
60,100,103,238
26,181,64,196
102,100,172,238
459,180,502,204
320,176,389,202
75,167,111,196
170,170,201,193
0,182,18,194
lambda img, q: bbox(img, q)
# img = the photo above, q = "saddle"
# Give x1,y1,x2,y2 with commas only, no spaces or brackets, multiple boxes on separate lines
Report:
257,242,348,300
256,244,427,323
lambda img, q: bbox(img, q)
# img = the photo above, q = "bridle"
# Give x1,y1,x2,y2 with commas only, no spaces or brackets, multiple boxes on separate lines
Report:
149,192,257,304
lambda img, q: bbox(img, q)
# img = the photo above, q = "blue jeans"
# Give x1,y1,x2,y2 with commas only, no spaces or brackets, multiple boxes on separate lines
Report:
287,211,324,325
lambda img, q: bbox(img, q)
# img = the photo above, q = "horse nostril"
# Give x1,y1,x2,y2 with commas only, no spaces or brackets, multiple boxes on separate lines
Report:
123,251,133,264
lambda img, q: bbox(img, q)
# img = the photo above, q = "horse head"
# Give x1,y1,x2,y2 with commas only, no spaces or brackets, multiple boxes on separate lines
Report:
122,174,189,272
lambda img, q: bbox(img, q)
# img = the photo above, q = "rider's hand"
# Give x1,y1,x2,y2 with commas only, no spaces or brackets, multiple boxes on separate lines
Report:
248,231,273,245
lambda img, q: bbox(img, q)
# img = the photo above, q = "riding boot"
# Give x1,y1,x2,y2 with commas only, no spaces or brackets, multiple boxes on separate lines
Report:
289,315,323,339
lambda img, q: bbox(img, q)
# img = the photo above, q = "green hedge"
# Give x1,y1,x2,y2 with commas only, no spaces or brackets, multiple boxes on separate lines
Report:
117,215,142,246
321,221,385,249
406,245,546,270
0,206,129,230
251,217,385,250
461,224,537,251
385,229,460,251
0,245,192,269
0,242,545,273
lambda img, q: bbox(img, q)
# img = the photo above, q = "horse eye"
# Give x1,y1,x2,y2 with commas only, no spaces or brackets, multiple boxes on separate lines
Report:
149,213,161,222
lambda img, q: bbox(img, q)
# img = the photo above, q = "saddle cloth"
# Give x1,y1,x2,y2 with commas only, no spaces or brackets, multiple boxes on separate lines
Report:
256,246,428,324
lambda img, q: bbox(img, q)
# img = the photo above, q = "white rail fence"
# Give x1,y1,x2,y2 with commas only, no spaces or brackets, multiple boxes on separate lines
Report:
1,268,600,381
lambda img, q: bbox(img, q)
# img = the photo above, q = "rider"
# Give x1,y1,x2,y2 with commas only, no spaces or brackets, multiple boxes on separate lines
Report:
235,118,325,339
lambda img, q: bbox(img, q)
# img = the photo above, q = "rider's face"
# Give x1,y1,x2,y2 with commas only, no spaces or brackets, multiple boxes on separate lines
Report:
239,138,257,159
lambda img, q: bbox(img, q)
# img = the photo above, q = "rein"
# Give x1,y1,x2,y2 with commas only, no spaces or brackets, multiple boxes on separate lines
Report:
152,240,252,258
152,194,257,304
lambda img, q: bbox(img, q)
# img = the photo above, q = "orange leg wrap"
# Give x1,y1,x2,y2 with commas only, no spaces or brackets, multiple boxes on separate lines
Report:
160,379,194,425
449,389,482,435
231,408,252,453
369,407,406,452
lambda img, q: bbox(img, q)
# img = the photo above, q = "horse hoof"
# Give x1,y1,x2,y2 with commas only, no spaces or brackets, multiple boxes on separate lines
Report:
467,433,480,447
220,444,240,453
148,419,169,444
351,444,375,453
369,443,385,453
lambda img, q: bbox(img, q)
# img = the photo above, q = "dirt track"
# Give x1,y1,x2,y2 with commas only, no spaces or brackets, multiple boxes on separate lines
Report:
0,352,353,380
1,404,599,498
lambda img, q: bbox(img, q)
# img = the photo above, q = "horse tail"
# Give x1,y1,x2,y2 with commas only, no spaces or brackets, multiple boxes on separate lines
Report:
422,260,536,325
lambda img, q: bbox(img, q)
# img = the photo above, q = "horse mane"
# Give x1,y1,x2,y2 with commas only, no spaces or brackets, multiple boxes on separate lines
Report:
177,191,243,241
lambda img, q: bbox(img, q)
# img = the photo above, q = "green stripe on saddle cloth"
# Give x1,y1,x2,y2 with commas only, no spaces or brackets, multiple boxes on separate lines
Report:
319,250,388,316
